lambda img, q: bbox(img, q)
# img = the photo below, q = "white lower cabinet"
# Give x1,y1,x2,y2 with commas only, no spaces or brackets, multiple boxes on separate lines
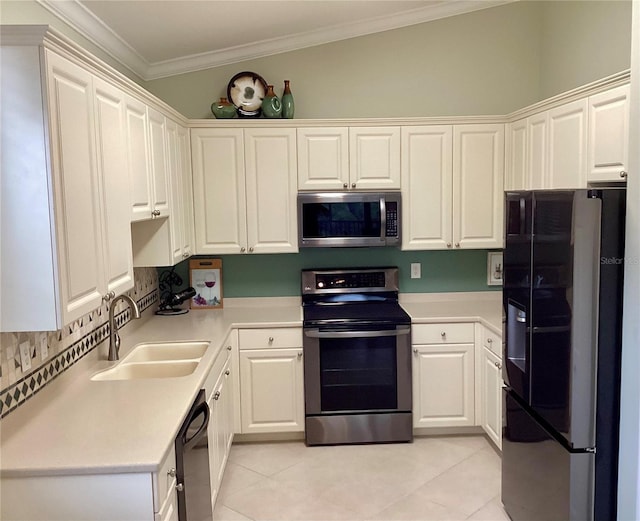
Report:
412,323,475,428
1,449,178,521
238,328,305,434
476,324,503,449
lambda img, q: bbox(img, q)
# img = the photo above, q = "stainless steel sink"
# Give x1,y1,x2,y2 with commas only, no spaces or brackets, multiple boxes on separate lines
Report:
91,360,199,381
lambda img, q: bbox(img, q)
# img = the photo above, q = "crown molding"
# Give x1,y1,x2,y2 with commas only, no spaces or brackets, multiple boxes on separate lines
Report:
37,0,150,78
38,0,513,81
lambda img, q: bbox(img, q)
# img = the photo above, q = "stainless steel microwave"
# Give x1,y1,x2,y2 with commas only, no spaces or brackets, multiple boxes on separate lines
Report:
297,192,401,247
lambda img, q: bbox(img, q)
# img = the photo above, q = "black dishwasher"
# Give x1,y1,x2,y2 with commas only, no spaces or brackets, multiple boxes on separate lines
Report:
175,389,213,521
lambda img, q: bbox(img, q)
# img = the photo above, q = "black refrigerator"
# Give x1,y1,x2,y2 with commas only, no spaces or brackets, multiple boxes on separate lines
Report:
501,189,626,521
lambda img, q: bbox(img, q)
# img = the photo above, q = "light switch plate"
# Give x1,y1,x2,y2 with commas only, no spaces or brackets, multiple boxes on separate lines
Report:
39,335,49,360
410,263,421,279
19,341,32,372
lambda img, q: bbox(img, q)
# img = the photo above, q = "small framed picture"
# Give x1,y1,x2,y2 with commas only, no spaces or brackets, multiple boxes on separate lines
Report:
189,259,223,309
487,252,503,286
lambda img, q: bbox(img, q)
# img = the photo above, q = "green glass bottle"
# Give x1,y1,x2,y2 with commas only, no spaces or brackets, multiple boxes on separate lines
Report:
282,80,295,119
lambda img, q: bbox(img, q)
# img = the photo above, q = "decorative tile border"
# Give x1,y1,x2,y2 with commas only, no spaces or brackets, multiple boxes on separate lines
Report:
0,268,159,418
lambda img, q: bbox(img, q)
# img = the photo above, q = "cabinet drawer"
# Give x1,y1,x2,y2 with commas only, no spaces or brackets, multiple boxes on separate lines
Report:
152,445,176,513
239,328,302,349
412,323,474,344
155,477,178,521
483,328,502,357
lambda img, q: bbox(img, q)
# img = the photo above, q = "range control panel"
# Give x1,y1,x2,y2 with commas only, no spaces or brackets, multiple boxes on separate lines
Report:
301,268,399,295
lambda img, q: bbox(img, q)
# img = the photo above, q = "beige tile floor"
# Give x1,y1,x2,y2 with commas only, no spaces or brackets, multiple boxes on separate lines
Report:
213,435,511,521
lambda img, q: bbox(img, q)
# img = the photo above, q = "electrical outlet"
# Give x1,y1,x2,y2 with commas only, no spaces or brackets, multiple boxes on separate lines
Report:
40,335,49,360
19,341,32,372
410,263,421,279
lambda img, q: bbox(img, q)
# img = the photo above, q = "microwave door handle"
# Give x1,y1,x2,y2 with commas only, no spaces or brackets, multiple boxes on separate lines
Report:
380,197,386,243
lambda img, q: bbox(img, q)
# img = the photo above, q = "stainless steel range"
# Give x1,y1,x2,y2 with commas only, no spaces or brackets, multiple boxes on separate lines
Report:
302,267,412,446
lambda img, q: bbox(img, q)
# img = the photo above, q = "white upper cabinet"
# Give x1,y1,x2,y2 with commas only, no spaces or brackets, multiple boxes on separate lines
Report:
297,127,349,190
401,124,504,250
453,124,505,249
1,46,133,331
505,118,527,191
505,84,629,191
588,84,630,183
93,76,134,298
547,99,588,189
297,126,400,190
527,111,548,189
191,128,247,254
191,128,297,255
349,127,401,190
126,99,171,222
401,126,453,250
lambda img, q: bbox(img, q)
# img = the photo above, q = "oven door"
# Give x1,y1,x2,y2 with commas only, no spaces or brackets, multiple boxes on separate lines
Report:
303,325,411,415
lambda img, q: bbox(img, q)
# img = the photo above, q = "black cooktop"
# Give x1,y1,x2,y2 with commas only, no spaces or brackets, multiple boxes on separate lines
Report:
303,300,411,327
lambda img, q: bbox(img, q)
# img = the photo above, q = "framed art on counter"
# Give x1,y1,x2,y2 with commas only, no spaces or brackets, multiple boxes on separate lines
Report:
190,259,223,309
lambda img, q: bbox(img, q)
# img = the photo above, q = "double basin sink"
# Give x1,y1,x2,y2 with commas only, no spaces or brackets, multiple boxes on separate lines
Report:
91,341,210,381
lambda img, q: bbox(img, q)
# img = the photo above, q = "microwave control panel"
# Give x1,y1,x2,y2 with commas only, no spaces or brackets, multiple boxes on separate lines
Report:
386,201,398,237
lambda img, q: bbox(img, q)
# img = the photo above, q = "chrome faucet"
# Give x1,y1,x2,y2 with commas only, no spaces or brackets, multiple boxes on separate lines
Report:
108,294,141,361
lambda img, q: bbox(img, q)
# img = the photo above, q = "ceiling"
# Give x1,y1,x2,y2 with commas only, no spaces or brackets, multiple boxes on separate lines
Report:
39,0,513,80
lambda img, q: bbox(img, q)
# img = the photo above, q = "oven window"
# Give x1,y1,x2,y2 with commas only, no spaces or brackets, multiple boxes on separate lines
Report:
319,336,397,411
302,202,381,238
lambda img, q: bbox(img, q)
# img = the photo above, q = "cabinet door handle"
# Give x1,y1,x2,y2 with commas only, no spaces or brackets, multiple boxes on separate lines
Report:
152,209,161,217
240,247,246,253
268,336,274,343
413,348,418,354
214,391,220,400
249,247,254,253
455,242,460,248
225,369,230,376
487,338,493,344
441,331,446,337
167,468,177,478
297,352,303,359
446,243,452,248
182,252,189,258
351,182,356,188
620,170,628,178
176,483,184,492
343,183,348,188
227,345,232,351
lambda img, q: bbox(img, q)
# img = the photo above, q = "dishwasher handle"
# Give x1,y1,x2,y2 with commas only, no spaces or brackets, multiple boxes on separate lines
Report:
304,326,410,339
182,402,210,451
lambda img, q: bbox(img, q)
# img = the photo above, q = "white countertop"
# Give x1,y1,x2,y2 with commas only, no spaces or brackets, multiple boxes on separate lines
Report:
0,293,501,478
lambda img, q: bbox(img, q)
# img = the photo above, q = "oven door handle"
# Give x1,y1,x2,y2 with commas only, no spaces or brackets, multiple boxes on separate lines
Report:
304,326,410,339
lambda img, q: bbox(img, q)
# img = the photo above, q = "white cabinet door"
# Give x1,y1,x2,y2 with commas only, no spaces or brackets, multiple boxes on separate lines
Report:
547,99,588,189
505,118,527,190
588,84,630,183
297,127,349,190
239,348,305,433
147,107,171,217
527,112,548,189
349,127,401,190
178,124,195,257
244,128,298,254
93,77,134,298
453,124,504,249
481,347,503,449
401,126,453,250
125,96,154,221
412,343,475,428
165,118,184,264
45,51,105,324
191,128,247,254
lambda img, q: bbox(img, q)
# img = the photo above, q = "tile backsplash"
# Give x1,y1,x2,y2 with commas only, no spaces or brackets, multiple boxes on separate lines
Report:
0,268,159,418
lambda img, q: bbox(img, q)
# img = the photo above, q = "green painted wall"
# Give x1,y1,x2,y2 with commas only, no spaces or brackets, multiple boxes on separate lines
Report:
161,249,500,298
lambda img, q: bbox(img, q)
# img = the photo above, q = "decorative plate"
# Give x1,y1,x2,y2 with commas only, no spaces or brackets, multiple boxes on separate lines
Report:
227,71,268,116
